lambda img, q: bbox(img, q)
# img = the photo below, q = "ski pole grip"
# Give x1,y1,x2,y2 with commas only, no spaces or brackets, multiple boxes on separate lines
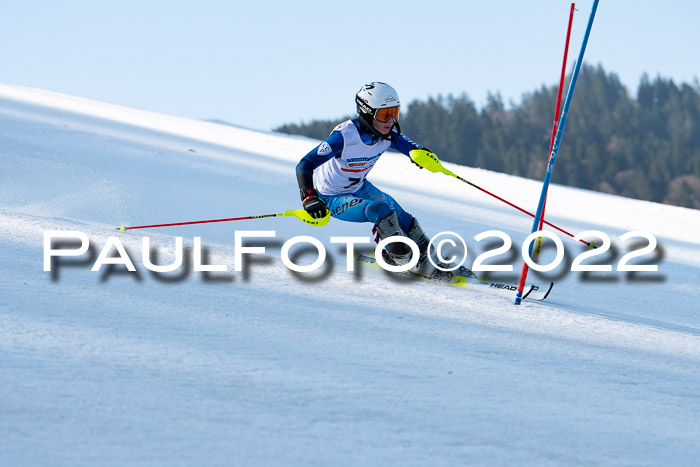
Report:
409,149,453,175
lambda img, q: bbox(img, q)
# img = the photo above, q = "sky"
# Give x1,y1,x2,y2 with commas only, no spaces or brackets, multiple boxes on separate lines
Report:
1,0,698,132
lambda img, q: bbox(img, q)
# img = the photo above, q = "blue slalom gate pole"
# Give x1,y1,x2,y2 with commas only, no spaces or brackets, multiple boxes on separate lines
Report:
514,0,600,305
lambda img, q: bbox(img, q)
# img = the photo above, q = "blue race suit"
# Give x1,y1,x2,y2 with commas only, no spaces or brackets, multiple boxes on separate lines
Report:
296,118,424,233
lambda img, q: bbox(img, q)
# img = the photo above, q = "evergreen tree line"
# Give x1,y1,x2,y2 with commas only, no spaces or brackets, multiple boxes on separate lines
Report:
274,64,700,209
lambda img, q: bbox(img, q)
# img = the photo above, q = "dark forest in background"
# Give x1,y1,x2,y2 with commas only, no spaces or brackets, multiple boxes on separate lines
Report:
275,65,700,210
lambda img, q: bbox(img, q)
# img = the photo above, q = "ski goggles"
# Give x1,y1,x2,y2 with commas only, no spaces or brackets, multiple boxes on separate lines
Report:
373,105,400,123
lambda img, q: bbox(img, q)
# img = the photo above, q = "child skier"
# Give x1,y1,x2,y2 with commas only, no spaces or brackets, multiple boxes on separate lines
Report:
296,81,440,276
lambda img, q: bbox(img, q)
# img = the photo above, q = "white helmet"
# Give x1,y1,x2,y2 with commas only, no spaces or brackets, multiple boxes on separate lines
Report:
355,82,401,137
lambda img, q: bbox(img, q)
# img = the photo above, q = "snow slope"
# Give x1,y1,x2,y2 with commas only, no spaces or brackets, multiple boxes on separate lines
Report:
1,83,699,466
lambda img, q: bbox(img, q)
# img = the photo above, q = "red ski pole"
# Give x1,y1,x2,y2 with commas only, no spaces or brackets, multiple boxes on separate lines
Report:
410,149,592,248
117,209,330,232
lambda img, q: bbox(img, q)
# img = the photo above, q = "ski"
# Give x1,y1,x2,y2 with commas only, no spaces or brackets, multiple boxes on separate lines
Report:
355,254,554,301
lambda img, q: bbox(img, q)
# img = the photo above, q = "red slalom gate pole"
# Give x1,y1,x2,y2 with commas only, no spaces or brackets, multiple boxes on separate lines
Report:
535,2,576,257
514,0,600,305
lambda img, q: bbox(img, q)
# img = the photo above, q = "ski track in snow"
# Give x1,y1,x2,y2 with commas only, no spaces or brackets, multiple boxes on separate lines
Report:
1,83,700,465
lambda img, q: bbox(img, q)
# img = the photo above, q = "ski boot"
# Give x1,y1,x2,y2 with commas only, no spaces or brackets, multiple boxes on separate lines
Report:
374,212,412,266
406,218,476,282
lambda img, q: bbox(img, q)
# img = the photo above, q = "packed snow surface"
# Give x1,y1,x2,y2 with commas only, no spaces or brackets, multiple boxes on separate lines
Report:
1,83,699,465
